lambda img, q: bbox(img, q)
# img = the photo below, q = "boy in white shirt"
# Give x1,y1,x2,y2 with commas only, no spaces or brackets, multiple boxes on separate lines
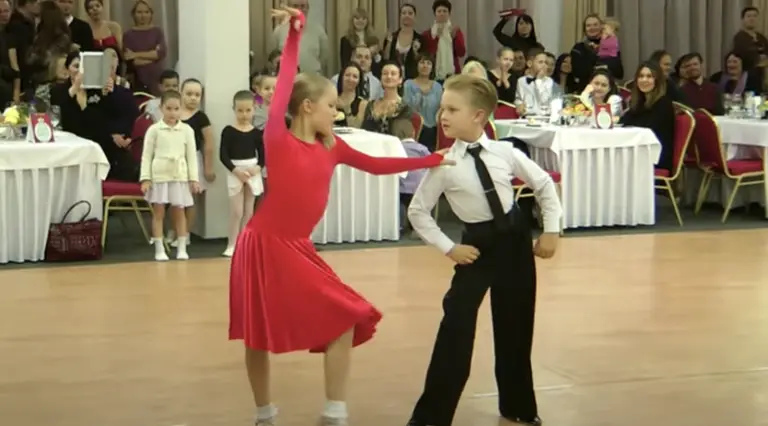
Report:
514,50,555,116
405,74,562,426
144,69,180,122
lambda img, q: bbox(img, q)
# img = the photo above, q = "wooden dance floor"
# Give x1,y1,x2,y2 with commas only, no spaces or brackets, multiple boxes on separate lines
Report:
1,230,768,426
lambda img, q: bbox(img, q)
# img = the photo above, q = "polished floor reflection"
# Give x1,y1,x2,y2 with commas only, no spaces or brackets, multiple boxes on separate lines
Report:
1,230,767,426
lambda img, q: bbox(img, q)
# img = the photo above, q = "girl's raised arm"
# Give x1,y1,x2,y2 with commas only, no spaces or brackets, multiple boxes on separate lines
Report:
264,8,306,147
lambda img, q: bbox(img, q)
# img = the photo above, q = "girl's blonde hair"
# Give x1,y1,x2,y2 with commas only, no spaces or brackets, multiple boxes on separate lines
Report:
288,73,336,149
603,16,620,32
461,61,488,79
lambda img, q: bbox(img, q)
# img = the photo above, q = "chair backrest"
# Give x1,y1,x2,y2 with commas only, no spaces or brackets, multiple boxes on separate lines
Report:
435,122,454,150
495,102,519,119
130,113,154,162
668,110,695,179
133,92,154,109
484,120,497,140
673,101,692,113
691,108,728,173
411,112,424,139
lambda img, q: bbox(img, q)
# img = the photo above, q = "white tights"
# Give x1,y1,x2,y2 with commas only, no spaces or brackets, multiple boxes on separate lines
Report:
228,187,257,249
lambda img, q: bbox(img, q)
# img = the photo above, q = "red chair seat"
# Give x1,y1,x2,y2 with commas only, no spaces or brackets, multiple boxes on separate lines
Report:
102,180,143,197
700,159,763,175
654,168,671,177
512,171,561,186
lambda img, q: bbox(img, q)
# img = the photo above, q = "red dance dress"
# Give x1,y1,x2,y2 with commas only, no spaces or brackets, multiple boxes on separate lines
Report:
228,13,444,354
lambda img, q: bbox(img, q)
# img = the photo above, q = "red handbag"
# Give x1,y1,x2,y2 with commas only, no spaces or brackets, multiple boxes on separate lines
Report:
45,200,103,262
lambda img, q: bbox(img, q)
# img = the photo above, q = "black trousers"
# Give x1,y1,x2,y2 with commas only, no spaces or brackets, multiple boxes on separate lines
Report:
411,211,538,426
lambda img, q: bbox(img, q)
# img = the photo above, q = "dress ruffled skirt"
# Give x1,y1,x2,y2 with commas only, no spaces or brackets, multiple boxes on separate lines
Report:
228,227,382,353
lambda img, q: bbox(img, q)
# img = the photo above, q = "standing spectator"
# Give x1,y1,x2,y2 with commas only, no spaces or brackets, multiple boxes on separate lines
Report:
6,0,40,103
55,0,94,51
421,0,466,80
123,0,167,93
270,0,328,74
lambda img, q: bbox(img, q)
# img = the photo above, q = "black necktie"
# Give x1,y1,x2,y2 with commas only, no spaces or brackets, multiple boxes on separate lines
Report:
526,76,536,84
467,144,509,230
362,77,371,99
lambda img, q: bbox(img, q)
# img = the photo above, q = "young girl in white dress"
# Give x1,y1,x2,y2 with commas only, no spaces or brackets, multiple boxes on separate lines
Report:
219,90,265,257
140,90,201,261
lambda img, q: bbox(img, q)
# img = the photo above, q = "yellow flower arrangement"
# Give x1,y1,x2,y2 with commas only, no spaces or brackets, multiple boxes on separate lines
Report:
1,104,30,126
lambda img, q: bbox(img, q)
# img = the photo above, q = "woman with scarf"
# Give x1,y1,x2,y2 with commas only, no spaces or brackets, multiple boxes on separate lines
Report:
492,12,543,55
708,51,761,96
420,0,465,82
569,13,624,93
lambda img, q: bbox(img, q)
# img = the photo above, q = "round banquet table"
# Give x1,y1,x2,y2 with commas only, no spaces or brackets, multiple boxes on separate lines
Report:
495,121,662,229
311,129,407,244
0,132,109,263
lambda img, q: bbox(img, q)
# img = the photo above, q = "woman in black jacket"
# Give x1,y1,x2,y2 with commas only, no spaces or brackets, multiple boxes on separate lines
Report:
382,3,424,80
492,13,543,54
569,13,623,92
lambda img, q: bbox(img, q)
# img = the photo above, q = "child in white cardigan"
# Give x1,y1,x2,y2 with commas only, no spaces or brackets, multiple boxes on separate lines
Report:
140,90,201,261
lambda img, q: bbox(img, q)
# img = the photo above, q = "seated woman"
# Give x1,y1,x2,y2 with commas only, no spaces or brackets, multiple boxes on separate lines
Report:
487,47,518,104
620,61,676,172
709,51,761,96
553,53,578,94
334,62,368,128
361,61,413,135
403,53,442,150
52,51,140,182
579,69,623,117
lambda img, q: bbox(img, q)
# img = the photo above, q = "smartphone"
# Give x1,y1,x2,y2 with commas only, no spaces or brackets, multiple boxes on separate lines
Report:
79,51,113,89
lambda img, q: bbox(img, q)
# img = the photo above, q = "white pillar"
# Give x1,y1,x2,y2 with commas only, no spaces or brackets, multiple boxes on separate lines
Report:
177,0,249,239
532,0,563,53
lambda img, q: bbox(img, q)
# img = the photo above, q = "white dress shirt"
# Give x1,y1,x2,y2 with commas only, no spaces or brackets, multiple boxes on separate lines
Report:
331,72,384,101
408,134,562,254
514,76,555,115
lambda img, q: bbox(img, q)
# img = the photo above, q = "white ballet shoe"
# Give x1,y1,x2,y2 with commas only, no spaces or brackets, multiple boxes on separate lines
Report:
255,417,276,426
154,251,169,261
176,250,189,260
319,416,347,426
222,246,235,257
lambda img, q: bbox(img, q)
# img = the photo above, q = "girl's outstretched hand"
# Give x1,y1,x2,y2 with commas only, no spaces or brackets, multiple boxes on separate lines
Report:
271,6,303,30
435,148,456,166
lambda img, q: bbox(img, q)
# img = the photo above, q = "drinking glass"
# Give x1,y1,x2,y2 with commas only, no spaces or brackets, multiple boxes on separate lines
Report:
50,105,61,129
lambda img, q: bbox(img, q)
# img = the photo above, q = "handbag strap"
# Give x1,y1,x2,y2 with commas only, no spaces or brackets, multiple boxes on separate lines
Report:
60,200,92,223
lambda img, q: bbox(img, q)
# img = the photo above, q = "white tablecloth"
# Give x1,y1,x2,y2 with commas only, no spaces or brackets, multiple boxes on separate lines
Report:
0,132,110,263
495,121,661,228
311,130,406,244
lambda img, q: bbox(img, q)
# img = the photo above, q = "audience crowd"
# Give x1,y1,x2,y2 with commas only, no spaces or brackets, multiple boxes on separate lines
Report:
4,0,768,256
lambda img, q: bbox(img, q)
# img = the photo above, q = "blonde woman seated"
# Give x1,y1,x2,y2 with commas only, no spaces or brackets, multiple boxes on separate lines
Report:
578,69,623,117
461,60,495,122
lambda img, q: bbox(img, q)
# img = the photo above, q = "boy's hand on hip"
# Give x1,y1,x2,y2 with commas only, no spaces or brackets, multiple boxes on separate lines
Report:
447,244,480,264
533,232,559,258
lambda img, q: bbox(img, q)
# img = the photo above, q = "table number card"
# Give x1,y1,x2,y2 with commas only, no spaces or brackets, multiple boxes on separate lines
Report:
594,104,613,129
29,113,55,143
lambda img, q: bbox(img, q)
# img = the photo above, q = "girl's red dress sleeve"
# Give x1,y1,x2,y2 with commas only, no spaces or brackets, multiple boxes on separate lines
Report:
333,136,443,174
263,13,306,150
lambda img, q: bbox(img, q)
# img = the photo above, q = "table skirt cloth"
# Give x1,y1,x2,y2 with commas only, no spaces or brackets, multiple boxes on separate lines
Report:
311,130,407,244
495,122,662,229
0,134,109,263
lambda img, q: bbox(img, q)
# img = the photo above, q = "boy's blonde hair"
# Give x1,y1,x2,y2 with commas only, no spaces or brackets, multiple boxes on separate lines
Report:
390,117,415,140
461,60,488,79
443,74,498,120
288,73,336,148
604,16,620,32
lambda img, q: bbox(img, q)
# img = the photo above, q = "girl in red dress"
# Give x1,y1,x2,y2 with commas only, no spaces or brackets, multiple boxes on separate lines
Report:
228,7,452,426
